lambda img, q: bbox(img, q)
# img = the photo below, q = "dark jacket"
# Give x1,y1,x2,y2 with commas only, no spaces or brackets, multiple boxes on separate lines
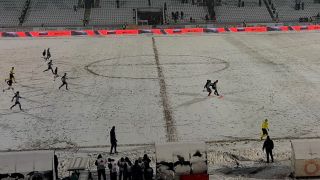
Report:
143,154,151,166
95,158,106,170
263,136,274,151
110,127,117,144
131,161,143,180
54,155,58,168
144,166,153,180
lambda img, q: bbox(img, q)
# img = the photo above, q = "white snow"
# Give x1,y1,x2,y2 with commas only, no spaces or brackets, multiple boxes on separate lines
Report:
0,31,320,179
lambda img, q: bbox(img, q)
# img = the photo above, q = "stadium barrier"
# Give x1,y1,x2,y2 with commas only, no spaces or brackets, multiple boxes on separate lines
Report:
0,25,319,38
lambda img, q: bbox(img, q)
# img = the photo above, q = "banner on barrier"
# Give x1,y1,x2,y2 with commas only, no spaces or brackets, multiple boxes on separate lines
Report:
0,25,319,38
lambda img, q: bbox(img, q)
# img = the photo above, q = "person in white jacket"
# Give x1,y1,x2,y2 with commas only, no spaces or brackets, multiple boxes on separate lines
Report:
95,154,107,180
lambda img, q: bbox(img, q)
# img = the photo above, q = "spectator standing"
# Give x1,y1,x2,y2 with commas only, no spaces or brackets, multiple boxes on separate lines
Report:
262,136,274,163
131,160,143,180
138,157,145,173
118,158,126,180
95,154,107,180
124,157,133,180
54,154,59,179
108,158,118,180
144,163,153,180
143,154,151,167
180,11,184,19
110,126,118,154
122,24,127,30
176,11,179,19
242,20,247,27
205,14,209,21
260,119,269,140
301,2,304,10
116,0,119,8
70,172,78,180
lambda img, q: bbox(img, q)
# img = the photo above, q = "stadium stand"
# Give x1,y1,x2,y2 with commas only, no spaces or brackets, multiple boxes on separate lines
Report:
89,0,137,25
1,0,319,27
271,0,320,22
23,0,84,27
89,0,208,25
166,1,209,24
0,0,26,27
215,0,273,23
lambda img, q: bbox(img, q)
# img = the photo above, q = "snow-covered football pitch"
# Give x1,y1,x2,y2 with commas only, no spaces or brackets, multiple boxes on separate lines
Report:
1,31,320,150
0,32,320,178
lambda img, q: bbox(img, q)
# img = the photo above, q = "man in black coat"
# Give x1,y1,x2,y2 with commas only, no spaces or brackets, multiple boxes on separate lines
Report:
262,136,274,163
54,154,59,179
110,126,118,154
131,160,143,180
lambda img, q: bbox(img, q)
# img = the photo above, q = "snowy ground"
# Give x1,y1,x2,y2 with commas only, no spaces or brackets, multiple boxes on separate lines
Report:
0,31,320,179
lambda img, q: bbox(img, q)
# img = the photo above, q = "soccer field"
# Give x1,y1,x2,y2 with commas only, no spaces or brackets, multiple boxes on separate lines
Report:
0,31,319,151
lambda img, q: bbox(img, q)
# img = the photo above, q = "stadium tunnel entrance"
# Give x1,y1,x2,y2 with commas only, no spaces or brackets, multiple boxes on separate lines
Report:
137,8,163,25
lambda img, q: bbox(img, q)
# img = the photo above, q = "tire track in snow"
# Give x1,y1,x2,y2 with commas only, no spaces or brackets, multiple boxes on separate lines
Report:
152,37,177,142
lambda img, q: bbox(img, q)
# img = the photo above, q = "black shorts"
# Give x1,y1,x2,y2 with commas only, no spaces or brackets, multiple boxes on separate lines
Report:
262,128,268,135
10,74,14,79
207,88,212,93
14,102,21,105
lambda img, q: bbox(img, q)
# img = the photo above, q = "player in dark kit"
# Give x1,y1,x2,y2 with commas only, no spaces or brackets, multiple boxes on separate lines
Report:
43,60,54,74
204,80,219,96
59,73,68,90
9,67,16,83
204,80,212,96
46,48,51,60
10,91,22,110
3,79,14,92
42,49,46,58
53,67,59,81
211,80,219,96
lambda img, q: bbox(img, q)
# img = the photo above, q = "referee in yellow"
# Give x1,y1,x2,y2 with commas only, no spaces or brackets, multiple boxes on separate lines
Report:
261,119,269,140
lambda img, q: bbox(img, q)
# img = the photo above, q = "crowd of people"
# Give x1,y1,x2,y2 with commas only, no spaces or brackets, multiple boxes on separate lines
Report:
95,154,153,180
90,126,152,180
171,11,184,23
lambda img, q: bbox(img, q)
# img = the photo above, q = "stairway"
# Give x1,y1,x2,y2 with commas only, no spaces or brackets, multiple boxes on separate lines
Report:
19,0,31,25
263,0,275,21
84,6,91,25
